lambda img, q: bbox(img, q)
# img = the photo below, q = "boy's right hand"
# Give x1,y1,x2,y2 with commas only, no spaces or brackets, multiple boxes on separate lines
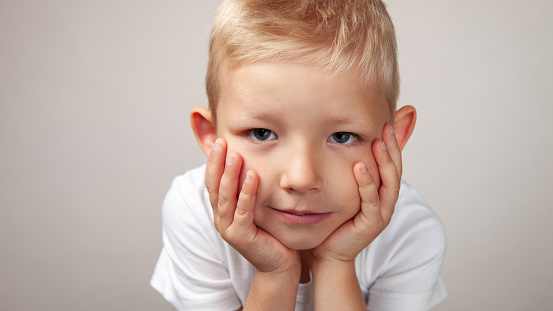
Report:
205,138,301,277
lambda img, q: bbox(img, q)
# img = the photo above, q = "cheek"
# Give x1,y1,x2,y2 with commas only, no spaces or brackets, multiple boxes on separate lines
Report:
329,166,362,216
233,151,275,196
220,135,254,189
328,146,379,215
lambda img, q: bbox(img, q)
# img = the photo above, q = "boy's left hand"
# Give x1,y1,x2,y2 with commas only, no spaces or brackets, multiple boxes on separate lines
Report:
311,124,402,263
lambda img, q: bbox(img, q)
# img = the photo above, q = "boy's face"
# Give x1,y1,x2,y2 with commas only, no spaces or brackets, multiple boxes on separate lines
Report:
216,61,389,250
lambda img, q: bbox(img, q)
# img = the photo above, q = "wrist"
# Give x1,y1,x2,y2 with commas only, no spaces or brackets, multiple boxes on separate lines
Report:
310,254,356,278
310,247,357,266
244,268,300,311
254,262,301,284
254,250,302,279
310,256,364,310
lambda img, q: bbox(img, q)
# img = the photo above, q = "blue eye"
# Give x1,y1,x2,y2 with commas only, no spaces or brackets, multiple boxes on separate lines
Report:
328,132,358,144
248,128,276,141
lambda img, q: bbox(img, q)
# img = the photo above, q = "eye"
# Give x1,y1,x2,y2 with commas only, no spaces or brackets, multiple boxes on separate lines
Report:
248,128,277,142
328,132,358,145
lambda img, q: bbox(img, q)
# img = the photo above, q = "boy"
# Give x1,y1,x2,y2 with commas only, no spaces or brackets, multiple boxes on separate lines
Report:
151,0,447,310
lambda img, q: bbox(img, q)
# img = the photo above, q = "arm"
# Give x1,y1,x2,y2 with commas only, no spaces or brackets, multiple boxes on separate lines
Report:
206,138,301,310
311,124,402,310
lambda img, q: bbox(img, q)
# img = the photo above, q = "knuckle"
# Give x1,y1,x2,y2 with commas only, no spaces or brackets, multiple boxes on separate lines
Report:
205,181,217,195
235,206,248,217
365,195,380,206
218,196,230,208
239,189,253,202
240,184,250,196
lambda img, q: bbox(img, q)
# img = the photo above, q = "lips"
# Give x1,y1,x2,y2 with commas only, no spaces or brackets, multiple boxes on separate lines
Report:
270,207,331,225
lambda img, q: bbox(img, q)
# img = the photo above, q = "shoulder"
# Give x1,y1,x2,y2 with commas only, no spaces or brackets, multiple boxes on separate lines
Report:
152,165,246,310
162,164,212,227
386,180,447,251
160,164,224,256
356,181,447,309
372,180,447,270
358,180,447,266
166,164,208,206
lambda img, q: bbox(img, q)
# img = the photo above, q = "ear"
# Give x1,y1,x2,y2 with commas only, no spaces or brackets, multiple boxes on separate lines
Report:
393,105,417,151
190,106,217,157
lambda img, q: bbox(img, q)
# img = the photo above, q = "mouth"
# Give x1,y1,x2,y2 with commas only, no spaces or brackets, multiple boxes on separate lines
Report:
270,207,331,226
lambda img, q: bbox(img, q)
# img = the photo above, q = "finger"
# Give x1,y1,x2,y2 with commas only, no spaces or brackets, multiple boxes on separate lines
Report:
382,124,402,178
217,151,243,230
372,139,400,222
205,138,226,227
232,170,259,232
353,162,382,226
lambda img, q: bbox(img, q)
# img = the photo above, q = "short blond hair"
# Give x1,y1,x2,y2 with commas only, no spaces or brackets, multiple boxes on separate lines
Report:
206,0,399,123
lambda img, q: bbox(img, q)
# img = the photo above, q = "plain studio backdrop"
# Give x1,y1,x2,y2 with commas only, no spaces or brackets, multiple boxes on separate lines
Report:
1,1,552,310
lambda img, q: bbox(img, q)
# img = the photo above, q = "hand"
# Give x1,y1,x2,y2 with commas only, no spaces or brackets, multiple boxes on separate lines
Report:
311,124,402,263
205,138,301,275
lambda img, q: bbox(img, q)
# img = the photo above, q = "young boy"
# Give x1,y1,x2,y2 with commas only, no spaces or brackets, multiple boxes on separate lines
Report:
151,0,447,310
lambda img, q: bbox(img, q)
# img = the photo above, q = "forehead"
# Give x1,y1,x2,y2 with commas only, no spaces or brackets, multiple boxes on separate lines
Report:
217,61,389,122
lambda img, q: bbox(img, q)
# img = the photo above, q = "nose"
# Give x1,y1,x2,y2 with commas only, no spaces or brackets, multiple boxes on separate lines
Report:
280,148,322,193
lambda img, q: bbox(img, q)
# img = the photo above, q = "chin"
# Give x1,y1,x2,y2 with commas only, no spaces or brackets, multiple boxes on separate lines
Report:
278,233,328,250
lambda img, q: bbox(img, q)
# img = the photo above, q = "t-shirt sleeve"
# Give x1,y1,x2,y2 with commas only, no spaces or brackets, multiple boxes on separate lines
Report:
150,175,242,311
365,183,448,311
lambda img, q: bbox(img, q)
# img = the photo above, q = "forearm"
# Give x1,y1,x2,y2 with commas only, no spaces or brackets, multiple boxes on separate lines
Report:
243,269,300,311
311,258,365,311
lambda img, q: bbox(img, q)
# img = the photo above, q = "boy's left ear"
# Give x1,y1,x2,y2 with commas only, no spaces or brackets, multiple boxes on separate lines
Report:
393,105,417,151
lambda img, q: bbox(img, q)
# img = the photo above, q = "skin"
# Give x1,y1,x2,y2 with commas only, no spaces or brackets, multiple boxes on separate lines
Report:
191,61,416,310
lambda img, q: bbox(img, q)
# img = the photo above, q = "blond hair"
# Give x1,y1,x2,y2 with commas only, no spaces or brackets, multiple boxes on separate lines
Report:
206,0,399,123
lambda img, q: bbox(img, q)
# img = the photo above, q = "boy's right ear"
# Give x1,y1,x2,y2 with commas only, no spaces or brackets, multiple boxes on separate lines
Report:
190,106,217,157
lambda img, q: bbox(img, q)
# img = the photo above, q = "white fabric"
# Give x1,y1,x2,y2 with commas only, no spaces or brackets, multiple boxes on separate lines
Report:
151,164,447,310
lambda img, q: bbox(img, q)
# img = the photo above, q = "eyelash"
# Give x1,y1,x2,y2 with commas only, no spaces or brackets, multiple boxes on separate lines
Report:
243,128,278,143
242,129,365,146
329,132,364,146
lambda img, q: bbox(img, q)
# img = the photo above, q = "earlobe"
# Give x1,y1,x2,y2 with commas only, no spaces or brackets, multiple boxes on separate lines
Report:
393,105,417,151
190,106,217,157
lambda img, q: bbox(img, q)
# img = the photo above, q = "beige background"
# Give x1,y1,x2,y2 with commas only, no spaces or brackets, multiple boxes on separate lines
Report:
1,0,552,310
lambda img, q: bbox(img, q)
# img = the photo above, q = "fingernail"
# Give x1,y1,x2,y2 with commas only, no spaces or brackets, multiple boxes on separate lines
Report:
361,164,368,173
380,141,388,150
245,172,252,184
390,126,396,135
213,139,222,151
226,153,234,165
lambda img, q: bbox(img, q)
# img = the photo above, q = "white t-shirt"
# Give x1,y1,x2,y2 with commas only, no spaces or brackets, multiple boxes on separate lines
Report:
151,165,447,310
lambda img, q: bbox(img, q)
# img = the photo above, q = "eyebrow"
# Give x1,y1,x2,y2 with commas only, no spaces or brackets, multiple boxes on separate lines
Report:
233,110,279,123
320,115,363,127
229,109,372,130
